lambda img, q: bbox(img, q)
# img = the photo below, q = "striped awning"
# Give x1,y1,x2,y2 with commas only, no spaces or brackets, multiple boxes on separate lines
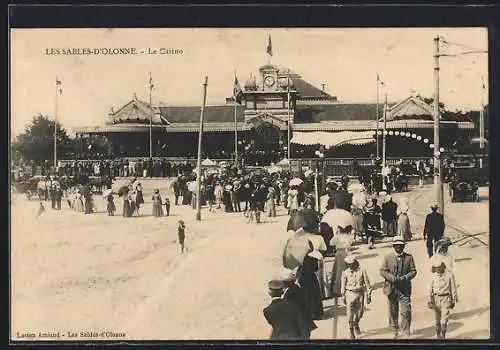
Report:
291,131,375,148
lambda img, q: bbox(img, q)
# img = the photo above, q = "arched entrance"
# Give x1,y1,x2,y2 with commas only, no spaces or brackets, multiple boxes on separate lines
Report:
245,113,286,165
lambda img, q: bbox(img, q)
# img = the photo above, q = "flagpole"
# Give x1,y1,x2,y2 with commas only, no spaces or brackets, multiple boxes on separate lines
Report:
234,71,238,167
382,93,387,169
196,77,208,221
149,72,153,160
54,77,58,175
287,76,291,172
376,74,380,160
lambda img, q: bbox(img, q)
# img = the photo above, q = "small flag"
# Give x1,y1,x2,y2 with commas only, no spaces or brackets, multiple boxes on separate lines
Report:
266,34,273,57
233,74,243,104
56,77,63,95
377,73,386,87
149,72,154,90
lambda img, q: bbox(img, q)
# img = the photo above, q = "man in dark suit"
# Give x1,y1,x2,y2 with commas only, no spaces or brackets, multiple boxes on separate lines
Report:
423,204,445,258
281,269,317,339
263,280,309,340
380,237,417,339
382,195,398,236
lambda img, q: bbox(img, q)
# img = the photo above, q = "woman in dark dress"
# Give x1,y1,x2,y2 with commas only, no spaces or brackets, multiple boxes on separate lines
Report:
298,241,324,320
84,194,92,214
122,190,132,217
134,183,144,215
223,185,233,212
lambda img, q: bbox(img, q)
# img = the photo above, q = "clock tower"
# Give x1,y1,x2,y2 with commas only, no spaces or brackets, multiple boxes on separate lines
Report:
260,64,279,91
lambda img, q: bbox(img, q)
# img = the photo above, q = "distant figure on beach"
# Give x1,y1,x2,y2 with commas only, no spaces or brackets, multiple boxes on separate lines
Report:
177,220,186,253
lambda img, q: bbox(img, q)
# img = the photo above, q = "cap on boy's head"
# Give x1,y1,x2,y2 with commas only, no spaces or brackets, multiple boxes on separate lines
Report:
268,279,284,291
344,255,357,265
178,220,185,225
431,204,439,210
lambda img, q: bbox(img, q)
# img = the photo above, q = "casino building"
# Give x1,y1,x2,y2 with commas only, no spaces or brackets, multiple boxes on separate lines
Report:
73,64,476,164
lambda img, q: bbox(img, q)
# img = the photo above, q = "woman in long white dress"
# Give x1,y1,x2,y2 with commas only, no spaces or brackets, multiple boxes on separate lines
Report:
74,190,84,212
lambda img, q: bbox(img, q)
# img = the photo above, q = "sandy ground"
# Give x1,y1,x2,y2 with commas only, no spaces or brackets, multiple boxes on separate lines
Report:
10,181,489,341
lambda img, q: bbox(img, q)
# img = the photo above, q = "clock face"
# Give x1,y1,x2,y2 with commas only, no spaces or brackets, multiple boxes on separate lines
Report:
264,75,275,88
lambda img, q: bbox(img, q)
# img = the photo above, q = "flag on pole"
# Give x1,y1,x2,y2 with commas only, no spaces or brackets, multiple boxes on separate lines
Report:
56,77,63,95
266,34,273,57
149,72,154,90
233,74,243,104
377,73,385,87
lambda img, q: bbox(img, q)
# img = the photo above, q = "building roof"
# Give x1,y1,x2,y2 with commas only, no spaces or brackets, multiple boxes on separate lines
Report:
295,103,384,123
386,95,434,121
159,105,246,123
108,96,169,125
292,78,333,99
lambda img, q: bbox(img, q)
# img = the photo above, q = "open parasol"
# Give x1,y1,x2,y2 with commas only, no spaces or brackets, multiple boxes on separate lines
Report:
282,230,313,269
201,158,217,166
268,165,281,174
289,177,304,187
117,186,129,197
321,209,354,232
287,208,320,232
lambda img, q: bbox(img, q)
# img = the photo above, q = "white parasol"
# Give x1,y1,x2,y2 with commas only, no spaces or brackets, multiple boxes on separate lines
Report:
268,165,281,174
282,230,312,269
277,158,290,166
201,158,217,166
289,177,303,187
321,209,354,231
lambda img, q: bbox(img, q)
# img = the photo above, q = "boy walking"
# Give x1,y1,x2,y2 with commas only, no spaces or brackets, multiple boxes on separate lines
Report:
165,197,171,216
341,255,372,339
177,220,186,254
427,260,458,339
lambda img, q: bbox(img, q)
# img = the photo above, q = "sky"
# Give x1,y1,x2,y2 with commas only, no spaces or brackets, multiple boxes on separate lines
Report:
10,28,488,137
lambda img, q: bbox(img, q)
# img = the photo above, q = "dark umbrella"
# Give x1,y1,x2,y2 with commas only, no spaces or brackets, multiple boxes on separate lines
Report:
117,186,129,197
287,208,320,232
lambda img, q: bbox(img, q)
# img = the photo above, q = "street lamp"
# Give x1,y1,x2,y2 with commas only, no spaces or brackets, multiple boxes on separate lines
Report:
315,149,325,212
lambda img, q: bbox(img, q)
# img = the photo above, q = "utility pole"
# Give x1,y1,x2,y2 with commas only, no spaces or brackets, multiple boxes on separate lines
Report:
434,36,445,217
196,77,208,221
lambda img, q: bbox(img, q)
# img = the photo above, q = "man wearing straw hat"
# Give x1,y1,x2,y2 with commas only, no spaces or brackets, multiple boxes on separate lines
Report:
380,237,417,339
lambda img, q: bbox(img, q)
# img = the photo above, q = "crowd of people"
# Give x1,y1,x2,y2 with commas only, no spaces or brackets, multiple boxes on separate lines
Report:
265,198,455,340
25,156,460,340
